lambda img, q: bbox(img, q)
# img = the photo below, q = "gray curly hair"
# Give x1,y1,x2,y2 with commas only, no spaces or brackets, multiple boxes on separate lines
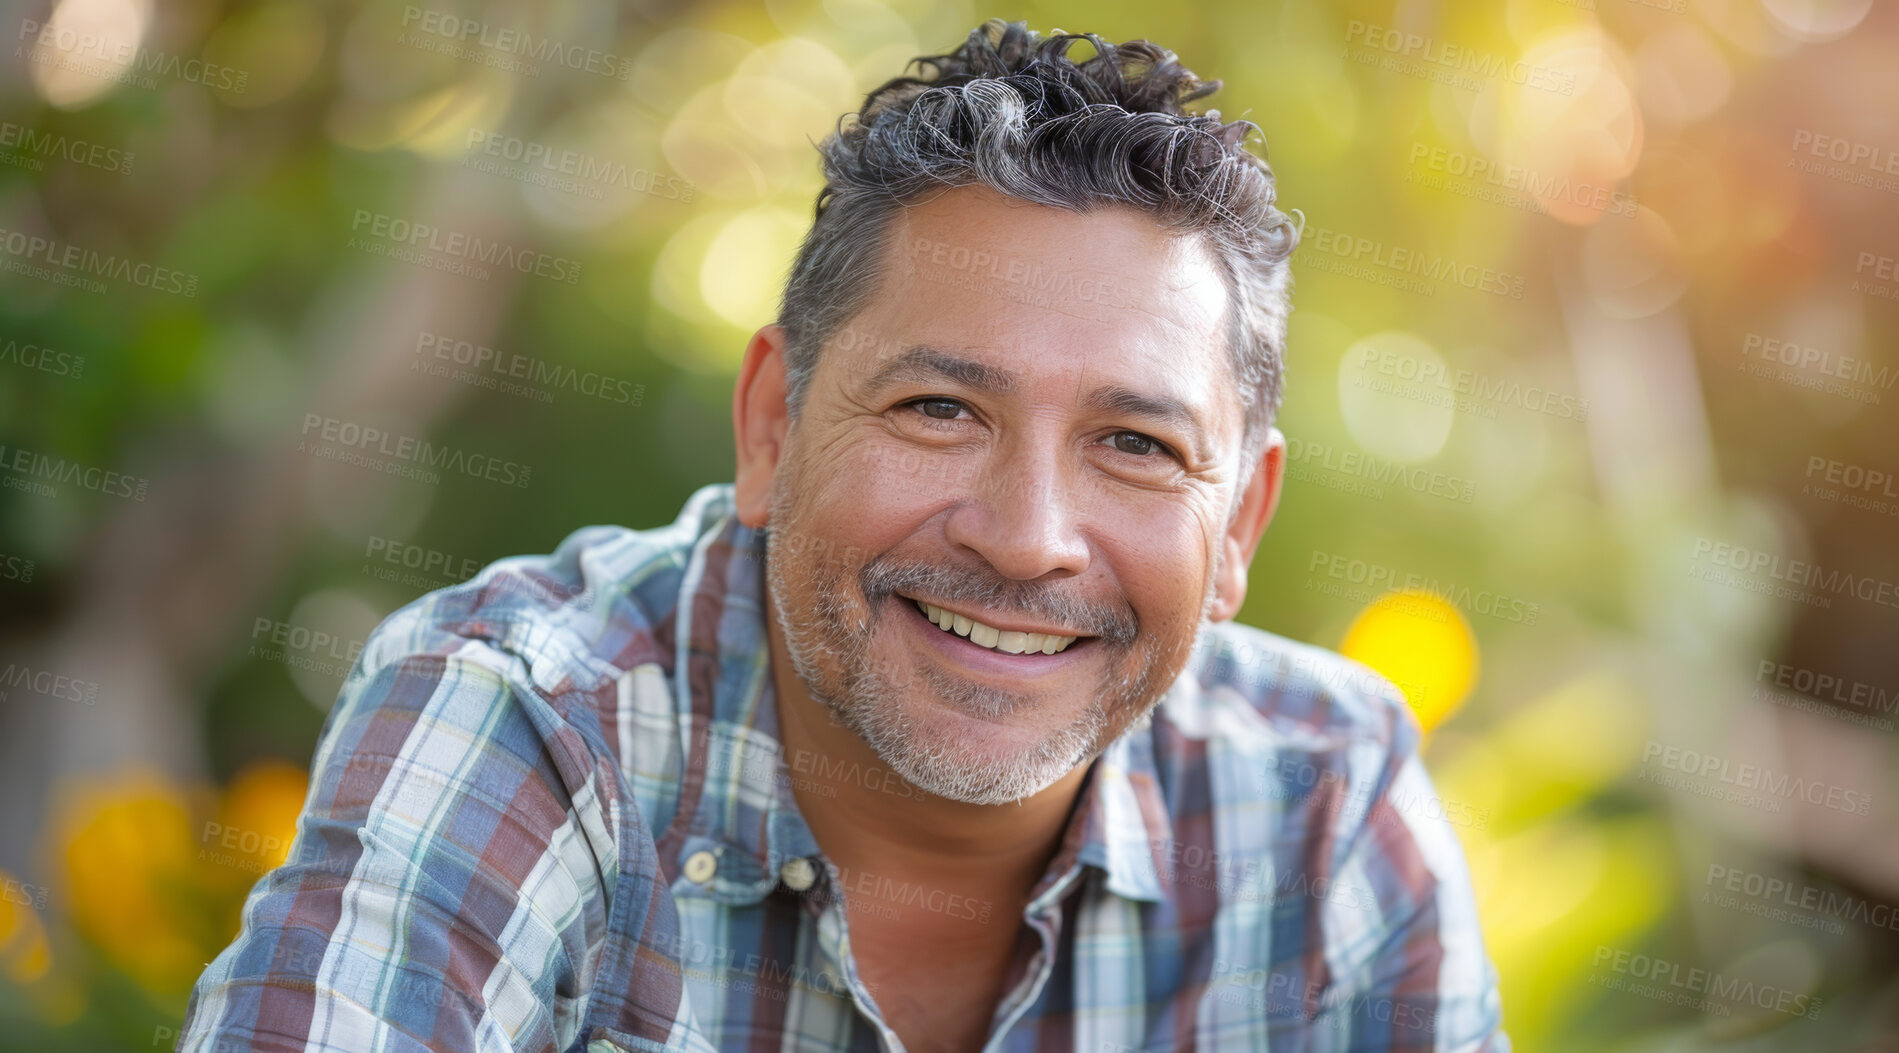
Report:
775,18,1301,470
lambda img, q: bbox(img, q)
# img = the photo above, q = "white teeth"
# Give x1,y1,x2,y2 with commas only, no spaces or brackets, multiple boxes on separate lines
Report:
915,600,1078,655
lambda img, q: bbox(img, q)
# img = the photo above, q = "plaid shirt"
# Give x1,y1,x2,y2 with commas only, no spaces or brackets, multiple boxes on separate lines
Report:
182,482,1506,1052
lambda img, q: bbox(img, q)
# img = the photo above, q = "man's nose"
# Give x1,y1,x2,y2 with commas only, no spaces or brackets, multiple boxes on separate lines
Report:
942,447,1090,581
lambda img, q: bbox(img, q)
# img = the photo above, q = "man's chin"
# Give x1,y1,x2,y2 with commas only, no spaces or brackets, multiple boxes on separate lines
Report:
898,665,1090,737
881,748,1076,806
857,694,1096,804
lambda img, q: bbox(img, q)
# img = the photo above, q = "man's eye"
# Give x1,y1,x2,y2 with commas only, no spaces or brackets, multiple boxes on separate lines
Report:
912,398,966,421
1110,431,1162,457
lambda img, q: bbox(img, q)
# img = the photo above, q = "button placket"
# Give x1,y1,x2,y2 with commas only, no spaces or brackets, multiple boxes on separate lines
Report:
983,868,1090,1050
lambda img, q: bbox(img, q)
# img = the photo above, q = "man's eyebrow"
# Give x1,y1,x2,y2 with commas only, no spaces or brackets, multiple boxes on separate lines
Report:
857,345,1020,399
1085,385,1214,461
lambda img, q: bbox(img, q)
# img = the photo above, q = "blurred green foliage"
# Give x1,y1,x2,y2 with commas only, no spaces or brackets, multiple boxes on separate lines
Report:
2,0,1896,1049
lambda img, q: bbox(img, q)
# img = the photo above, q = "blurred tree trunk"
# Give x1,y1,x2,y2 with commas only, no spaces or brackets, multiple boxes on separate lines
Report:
0,164,524,871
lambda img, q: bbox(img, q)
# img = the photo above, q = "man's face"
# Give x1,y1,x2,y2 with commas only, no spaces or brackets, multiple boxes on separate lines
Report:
761,185,1255,806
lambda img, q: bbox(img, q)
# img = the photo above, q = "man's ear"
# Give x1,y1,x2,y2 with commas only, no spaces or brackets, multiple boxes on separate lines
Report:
733,324,791,529
1206,426,1286,623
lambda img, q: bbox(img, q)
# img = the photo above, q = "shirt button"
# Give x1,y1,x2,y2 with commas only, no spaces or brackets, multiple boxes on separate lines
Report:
780,857,817,891
684,850,718,883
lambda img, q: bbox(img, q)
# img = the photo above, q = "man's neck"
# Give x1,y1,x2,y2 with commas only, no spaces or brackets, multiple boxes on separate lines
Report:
765,611,1090,895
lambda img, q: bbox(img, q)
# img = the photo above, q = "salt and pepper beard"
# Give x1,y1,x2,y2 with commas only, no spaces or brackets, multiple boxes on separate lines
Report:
763,470,1222,806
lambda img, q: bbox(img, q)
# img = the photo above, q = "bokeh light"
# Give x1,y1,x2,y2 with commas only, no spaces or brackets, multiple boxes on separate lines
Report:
1339,588,1479,732
2,1,1896,1048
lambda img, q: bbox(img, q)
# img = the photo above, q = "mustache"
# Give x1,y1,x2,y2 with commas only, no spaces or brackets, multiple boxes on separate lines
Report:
859,555,1140,647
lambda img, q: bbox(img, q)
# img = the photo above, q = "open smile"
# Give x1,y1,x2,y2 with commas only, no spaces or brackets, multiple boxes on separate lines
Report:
911,597,1082,654
897,593,1098,675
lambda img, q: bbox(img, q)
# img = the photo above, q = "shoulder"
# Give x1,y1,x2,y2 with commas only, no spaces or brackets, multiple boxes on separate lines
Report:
193,493,742,1053
1164,618,1418,759
359,484,734,695
1147,624,1504,1042
1145,620,1429,874
339,484,738,768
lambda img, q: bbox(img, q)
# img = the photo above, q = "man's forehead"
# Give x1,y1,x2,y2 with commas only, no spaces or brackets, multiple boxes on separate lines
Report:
835,204,1218,376
808,188,1242,455
880,185,1232,341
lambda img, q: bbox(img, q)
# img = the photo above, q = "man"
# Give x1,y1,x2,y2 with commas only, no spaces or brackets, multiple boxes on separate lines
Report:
183,19,1505,1053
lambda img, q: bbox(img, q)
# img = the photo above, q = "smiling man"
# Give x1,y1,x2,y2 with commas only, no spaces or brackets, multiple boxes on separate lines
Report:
183,19,1504,1053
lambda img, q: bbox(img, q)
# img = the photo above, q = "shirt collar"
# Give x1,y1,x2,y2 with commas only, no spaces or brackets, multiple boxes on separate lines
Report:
669,482,1173,906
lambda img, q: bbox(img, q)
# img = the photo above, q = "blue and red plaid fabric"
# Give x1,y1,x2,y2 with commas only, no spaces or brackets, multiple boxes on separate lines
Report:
181,482,1507,1052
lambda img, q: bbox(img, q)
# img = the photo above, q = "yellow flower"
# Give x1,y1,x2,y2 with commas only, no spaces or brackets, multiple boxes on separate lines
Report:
0,865,52,984
202,760,310,938
51,770,210,994
216,760,309,873
50,760,310,996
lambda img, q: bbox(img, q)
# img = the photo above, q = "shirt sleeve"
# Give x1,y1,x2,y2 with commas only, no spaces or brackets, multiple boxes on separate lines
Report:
1309,701,1509,1053
178,643,624,1053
